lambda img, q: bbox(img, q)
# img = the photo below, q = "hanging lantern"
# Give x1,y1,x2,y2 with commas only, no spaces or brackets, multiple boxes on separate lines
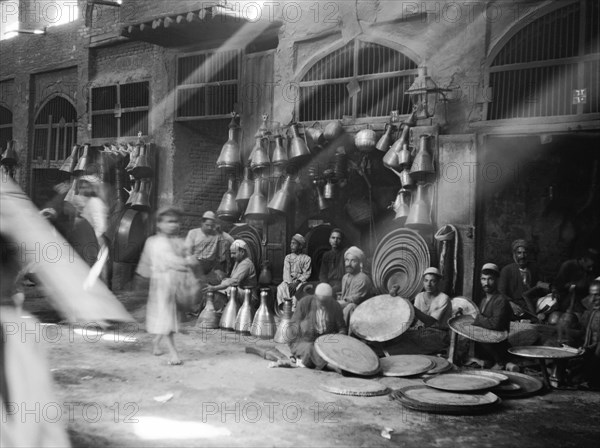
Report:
404,67,451,119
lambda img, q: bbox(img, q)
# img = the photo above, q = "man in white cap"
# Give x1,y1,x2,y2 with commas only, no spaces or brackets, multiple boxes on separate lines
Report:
287,283,346,369
472,263,512,369
276,234,312,311
339,246,373,330
204,239,257,309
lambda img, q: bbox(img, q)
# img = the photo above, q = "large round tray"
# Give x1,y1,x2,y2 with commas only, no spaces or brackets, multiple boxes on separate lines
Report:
424,373,501,392
392,386,501,415
380,355,434,377
459,369,509,383
320,377,390,397
448,315,508,343
314,334,380,376
450,297,479,319
349,295,414,342
423,356,453,375
508,346,584,359
490,370,544,399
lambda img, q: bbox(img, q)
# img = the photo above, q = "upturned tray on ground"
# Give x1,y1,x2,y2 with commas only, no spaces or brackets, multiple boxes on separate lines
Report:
314,334,380,376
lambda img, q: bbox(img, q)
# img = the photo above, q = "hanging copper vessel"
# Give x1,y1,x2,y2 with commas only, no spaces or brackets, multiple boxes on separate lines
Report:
400,168,414,188
273,298,295,343
314,180,331,211
304,122,325,150
59,145,79,173
323,120,344,141
410,134,435,176
405,182,432,228
131,179,151,211
63,178,78,205
244,177,268,219
0,140,18,166
398,143,412,166
323,178,337,200
249,136,270,171
236,167,254,210
196,291,220,329
125,144,140,172
73,144,90,174
220,287,239,331
126,180,141,206
376,124,395,152
271,135,288,167
217,114,241,169
355,128,377,153
267,175,294,214
392,188,411,222
131,145,153,178
235,287,254,334
288,123,311,166
217,176,239,221
250,288,276,339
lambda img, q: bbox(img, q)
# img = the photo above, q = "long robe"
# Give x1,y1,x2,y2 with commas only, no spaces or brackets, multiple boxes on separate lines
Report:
339,272,373,328
473,292,512,364
276,253,312,306
318,249,345,293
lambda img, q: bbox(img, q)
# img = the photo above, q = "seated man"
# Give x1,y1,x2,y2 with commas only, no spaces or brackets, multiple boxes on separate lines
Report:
203,239,257,310
472,263,513,369
318,228,346,294
554,248,598,313
339,246,373,330
276,234,312,311
287,283,346,369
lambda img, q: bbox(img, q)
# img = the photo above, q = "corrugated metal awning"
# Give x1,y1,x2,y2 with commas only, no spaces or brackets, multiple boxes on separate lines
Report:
120,5,281,48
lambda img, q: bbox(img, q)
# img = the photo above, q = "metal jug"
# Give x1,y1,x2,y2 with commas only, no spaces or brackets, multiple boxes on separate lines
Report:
392,188,411,222
217,176,239,221
410,134,435,177
271,134,288,167
216,114,241,169
235,287,254,334
125,144,140,172
196,291,220,329
268,175,294,214
398,143,412,166
323,177,337,200
250,288,276,339
236,167,254,209
249,136,270,171
400,168,414,188
0,140,18,166
73,144,90,174
405,182,432,228
131,145,154,178
60,145,79,173
220,287,239,331
274,298,295,343
376,123,395,152
131,179,151,211
244,177,268,219
288,123,311,166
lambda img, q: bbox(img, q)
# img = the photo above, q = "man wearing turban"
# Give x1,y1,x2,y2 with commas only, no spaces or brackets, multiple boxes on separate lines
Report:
499,239,547,318
339,246,373,330
276,234,312,311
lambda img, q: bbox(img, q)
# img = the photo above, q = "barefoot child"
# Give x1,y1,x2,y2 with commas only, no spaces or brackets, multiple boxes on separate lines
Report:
136,206,198,365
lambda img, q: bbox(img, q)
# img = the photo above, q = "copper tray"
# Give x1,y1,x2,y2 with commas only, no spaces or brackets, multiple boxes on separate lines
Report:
350,294,414,342
314,334,380,376
448,315,508,343
424,373,501,392
380,355,434,377
423,356,453,375
320,377,389,397
491,371,543,399
508,346,584,359
459,369,509,383
392,386,501,415
450,297,480,319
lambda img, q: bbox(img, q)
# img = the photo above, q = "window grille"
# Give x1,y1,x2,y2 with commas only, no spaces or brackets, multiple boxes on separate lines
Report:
0,106,12,150
487,0,600,120
298,40,418,122
176,49,240,120
91,81,150,138
33,96,77,162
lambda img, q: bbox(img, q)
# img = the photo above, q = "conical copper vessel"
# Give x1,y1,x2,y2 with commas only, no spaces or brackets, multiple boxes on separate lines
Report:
398,143,412,166
273,298,295,343
250,288,276,339
271,135,288,167
383,137,403,170
126,180,141,206
131,145,153,178
392,188,411,222
316,183,331,211
410,134,435,176
217,114,241,169
125,144,140,172
376,124,395,152
268,175,294,214
0,140,18,166
60,145,79,173
131,179,151,211
405,182,432,228
235,288,254,334
288,124,310,165
196,291,220,329
400,168,414,188
217,176,239,221
249,136,270,171
244,177,268,219
220,287,239,331
73,144,90,174
236,167,254,209
64,178,78,204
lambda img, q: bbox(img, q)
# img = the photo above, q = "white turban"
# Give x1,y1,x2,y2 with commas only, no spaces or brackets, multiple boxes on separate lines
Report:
345,246,366,263
291,234,306,247
315,283,333,298
231,239,248,252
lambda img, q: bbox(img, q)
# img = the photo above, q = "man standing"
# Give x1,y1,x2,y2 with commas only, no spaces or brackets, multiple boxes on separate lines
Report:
499,239,548,318
276,234,312,311
473,263,513,369
287,283,346,369
318,228,346,294
339,246,373,329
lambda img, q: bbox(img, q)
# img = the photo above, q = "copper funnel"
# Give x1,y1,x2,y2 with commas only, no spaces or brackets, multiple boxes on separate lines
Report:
131,145,153,178
236,167,254,209
235,288,254,334
0,140,18,166
273,298,295,343
410,134,435,176
304,122,325,150
288,124,311,166
271,135,288,167
217,176,239,221
392,188,411,222
73,144,90,174
125,144,140,172
217,114,241,169
250,288,276,339
376,124,395,152
244,177,268,219
220,287,239,331
59,145,79,173
196,292,220,329
249,136,270,171
268,175,294,214
132,179,151,211
405,182,432,228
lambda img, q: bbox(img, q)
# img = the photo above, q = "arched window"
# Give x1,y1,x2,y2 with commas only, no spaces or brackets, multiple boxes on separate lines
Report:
33,96,77,163
0,105,12,150
298,39,418,122
486,0,599,120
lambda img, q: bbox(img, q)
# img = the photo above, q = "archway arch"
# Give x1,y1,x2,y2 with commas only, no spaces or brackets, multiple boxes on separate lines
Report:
33,95,78,162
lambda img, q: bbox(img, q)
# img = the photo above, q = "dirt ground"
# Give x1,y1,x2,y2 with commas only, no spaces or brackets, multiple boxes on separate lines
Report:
18,286,600,448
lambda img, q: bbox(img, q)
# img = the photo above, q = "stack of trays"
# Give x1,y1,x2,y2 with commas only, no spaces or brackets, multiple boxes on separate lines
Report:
372,228,430,298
